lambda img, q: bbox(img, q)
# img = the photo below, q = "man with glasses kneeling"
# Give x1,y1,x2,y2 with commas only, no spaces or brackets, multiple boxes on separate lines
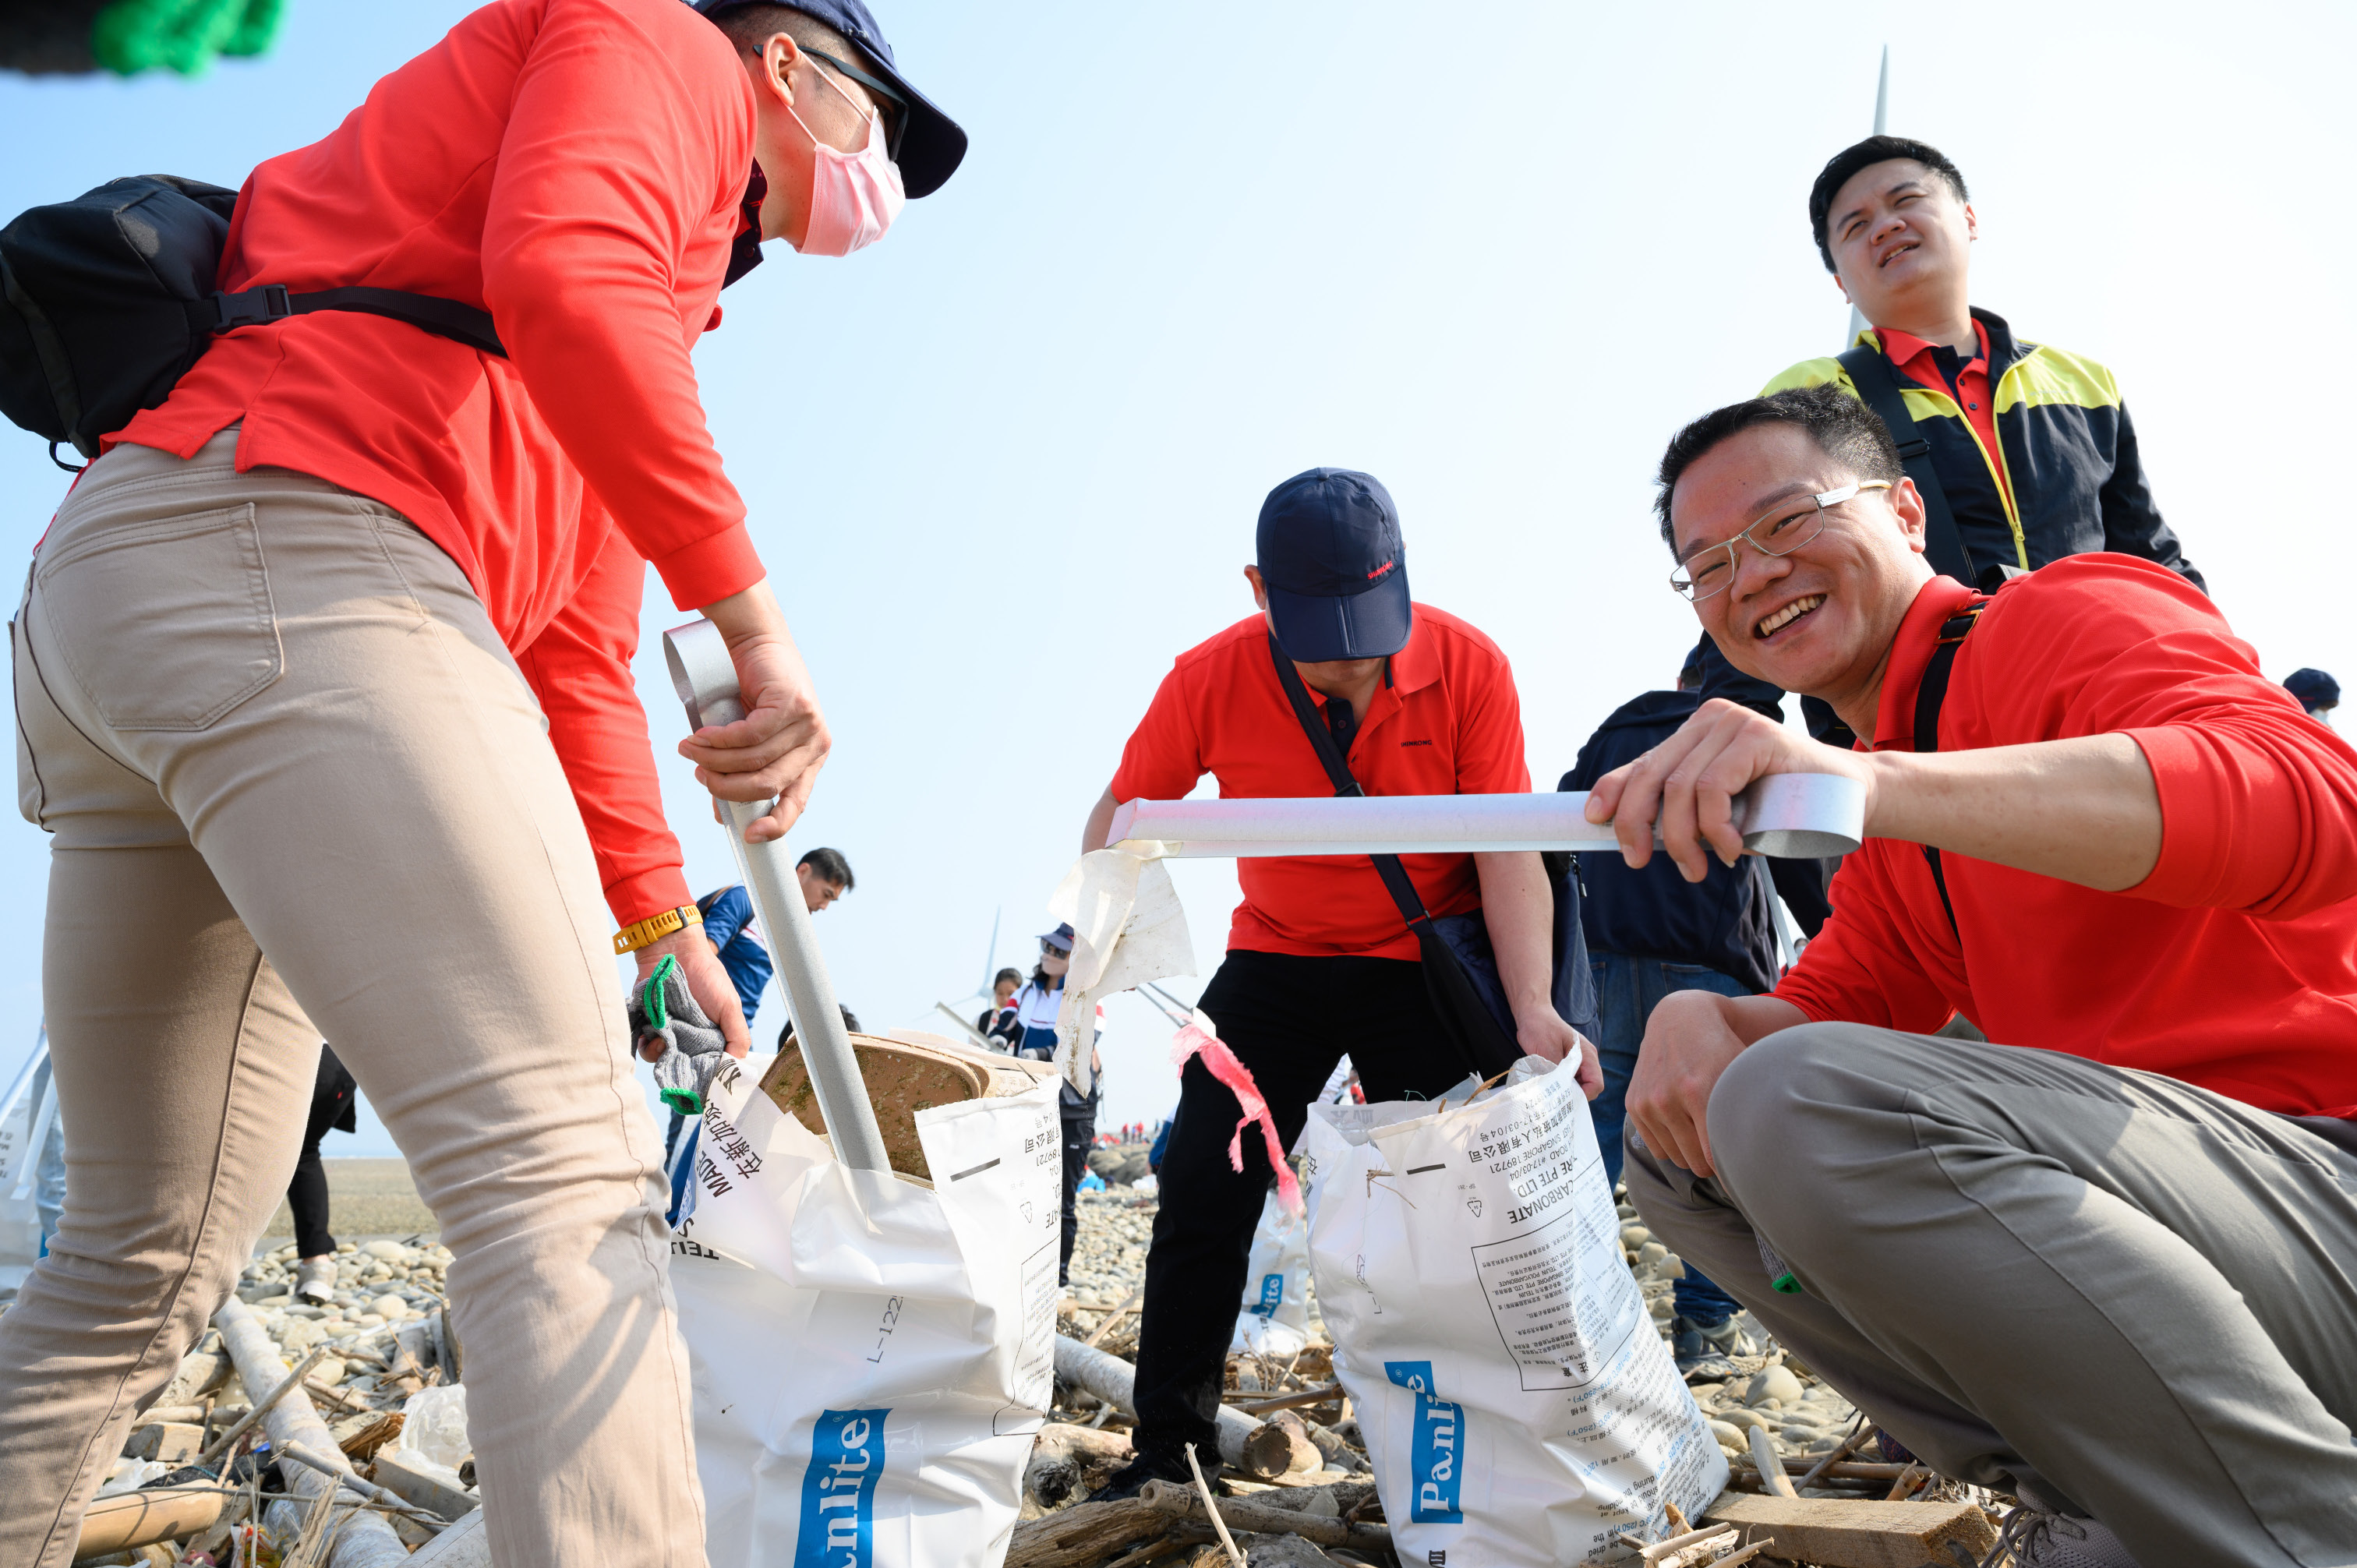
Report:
1592,383,2357,1566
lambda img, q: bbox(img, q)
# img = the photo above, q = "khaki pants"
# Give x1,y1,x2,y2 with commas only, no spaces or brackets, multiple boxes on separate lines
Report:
1627,1022,2357,1568
1,434,705,1565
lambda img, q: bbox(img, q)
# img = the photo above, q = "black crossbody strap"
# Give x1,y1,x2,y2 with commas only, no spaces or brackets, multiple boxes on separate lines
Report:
1838,343,1974,586
1911,604,1985,939
1267,634,1433,931
200,283,508,358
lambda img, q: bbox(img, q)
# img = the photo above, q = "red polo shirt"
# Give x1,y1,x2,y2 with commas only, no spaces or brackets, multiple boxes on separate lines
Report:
111,0,761,926
1775,559,2357,1117
1110,606,1531,961
1872,318,2016,515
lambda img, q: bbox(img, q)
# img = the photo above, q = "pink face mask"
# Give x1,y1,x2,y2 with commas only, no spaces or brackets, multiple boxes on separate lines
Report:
786,59,905,257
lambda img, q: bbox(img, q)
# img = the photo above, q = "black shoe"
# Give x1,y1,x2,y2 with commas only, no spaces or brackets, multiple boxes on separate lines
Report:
1092,1450,1195,1503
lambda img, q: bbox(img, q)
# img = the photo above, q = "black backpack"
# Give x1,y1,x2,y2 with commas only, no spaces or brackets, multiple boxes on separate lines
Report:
0,174,506,471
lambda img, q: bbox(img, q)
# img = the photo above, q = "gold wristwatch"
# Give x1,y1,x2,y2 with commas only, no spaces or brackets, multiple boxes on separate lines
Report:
613,903,704,956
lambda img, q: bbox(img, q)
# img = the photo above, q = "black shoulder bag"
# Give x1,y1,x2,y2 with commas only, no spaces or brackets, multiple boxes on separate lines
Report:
1,175,507,470
1267,634,1596,1079
1837,342,1978,588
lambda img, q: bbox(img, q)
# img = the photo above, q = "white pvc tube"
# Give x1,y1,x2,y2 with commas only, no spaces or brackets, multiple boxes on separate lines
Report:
1108,774,1864,860
663,620,891,1174
214,1298,412,1568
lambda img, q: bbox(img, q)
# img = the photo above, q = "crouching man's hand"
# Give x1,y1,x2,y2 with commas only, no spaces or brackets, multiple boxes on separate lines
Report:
1585,697,1872,883
1626,991,1809,1178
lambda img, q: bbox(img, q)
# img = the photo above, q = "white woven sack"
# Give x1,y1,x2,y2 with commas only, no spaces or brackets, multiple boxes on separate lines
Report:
670,1053,1064,1568
1229,1186,1312,1358
1303,1055,1727,1566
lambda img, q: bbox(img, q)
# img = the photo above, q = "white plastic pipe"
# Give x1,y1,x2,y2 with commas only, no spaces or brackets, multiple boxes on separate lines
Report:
214,1297,412,1567
663,620,891,1174
1107,774,1864,860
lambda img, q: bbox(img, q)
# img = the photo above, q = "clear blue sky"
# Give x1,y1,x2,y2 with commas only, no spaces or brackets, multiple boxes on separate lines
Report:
2,1,2350,1150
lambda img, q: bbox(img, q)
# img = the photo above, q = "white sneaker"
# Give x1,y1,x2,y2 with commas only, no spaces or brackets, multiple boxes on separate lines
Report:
295,1255,337,1305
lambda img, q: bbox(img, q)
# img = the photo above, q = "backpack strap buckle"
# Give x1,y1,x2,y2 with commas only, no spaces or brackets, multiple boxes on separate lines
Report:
209,284,293,330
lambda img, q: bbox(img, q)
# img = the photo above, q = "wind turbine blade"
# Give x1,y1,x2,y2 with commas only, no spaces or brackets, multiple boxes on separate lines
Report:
1844,45,1892,348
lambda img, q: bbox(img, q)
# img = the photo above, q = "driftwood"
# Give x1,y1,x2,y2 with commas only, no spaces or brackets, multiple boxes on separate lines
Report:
1235,1383,1341,1417
152,1337,234,1409
1704,1492,1998,1567
1137,1480,1392,1552
1242,1411,1323,1479
367,1447,479,1521
1026,1422,1137,1507
1748,1426,1799,1499
1005,1498,1184,1568
1055,1337,1277,1475
71,1487,224,1559
196,1344,330,1465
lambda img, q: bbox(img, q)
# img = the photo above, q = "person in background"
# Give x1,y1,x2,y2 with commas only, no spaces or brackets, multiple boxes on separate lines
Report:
797,846,855,911
1009,925,1101,1287
1562,654,1775,1379
2286,668,2339,723
979,966,1023,1046
1701,133,2201,753
1081,467,1595,1498
288,1046,360,1305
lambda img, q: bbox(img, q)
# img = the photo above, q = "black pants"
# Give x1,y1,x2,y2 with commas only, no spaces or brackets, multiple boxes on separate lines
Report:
1131,949,1466,1465
286,1044,358,1259
1060,1107,1094,1286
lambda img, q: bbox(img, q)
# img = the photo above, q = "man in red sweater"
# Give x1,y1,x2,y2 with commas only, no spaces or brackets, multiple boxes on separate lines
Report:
0,1,963,1561
1595,384,2357,1566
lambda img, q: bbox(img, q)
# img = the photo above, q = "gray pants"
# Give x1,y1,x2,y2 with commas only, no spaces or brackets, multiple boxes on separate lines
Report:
1625,1022,2357,1568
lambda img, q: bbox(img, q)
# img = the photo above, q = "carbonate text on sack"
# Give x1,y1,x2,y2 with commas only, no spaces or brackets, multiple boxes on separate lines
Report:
797,1407,889,1568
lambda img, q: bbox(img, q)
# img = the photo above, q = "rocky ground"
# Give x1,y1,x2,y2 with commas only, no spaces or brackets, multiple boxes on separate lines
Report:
1064,1149,1866,1478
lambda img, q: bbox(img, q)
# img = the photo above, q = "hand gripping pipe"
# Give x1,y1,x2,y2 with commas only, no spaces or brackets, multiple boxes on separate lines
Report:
663,619,892,1174
1105,774,1865,860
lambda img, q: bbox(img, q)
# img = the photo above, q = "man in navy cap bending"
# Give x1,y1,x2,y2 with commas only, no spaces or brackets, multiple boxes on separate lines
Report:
1081,468,1598,1494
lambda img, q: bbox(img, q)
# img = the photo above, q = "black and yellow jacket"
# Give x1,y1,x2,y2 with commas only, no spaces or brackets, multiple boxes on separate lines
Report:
1764,307,2203,592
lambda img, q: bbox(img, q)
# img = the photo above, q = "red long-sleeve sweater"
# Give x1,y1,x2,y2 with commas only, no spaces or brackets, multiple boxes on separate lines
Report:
1776,560,2357,1117
114,0,762,924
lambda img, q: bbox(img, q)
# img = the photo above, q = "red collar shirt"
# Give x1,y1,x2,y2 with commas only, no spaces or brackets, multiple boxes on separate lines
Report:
111,0,762,924
1775,559,2357,1117
1874,318,2016,516
1109,606,1532,961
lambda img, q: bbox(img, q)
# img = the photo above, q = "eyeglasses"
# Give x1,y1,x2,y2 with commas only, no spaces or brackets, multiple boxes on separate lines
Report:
1669,481,1892,602
804,47,909,162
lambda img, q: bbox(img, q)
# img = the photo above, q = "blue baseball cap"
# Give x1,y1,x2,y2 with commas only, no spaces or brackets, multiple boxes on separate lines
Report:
692,0,967,199
2286,667,2340,712
1256,468,1412,663
1038,923,1075,953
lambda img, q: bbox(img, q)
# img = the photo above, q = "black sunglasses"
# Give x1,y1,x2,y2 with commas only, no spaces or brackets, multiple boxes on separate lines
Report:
804,46,909,164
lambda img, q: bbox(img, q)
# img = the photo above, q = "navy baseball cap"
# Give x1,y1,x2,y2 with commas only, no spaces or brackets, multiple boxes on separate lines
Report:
1038,923,1075,953
692,0,968,199
2286,667,2341,712
1256,468,1412,663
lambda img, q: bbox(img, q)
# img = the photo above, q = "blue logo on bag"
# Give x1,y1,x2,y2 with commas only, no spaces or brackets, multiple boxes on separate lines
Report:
1383,1362,1464,1524
796,1407,889,1568
1250,1272,1285,1320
